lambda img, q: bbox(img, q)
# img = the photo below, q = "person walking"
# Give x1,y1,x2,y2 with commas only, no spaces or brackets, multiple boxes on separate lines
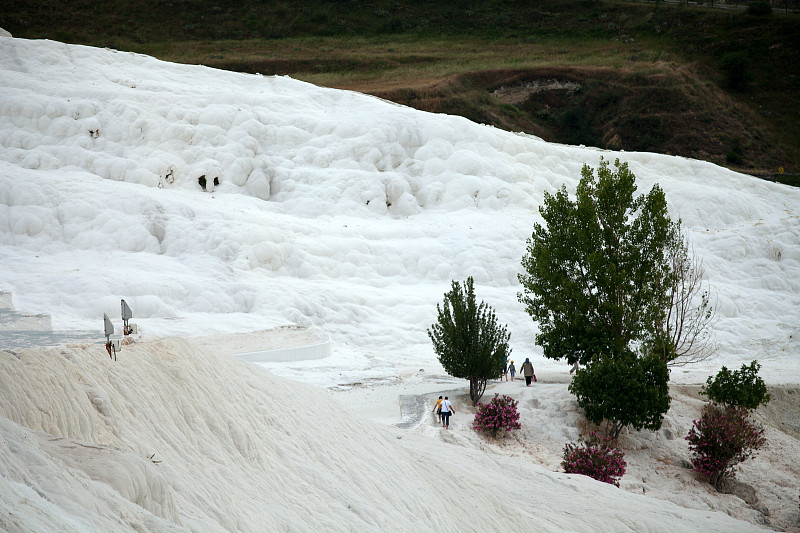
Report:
432,395,443,423
440,396,455,429
501,359,508,382
508,360,516,381
520,358,535,387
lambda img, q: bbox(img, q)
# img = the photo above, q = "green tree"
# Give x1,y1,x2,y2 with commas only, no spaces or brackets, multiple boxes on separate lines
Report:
701,360,771,411
428,277,511,405
518,158,678,436
569,351,671,439
518,158,674,366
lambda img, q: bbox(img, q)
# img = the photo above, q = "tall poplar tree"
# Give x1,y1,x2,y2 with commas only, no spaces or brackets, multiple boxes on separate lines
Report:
518,158,677,435
518,158,674,366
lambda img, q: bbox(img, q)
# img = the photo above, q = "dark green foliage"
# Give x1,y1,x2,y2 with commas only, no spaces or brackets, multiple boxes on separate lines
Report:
428,277,511,405
720,51,753,92
745,2,772,16
518,158,674,367
519,159,682,437
4,1,798,175
726,137,744,165
624,116,666,152
558,107,602,148
701,360,771,411
569,352,671,439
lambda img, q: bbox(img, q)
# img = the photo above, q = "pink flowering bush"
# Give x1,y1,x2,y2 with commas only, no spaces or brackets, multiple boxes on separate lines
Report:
685,404,766,489
562,432,626,487
472,393,521,438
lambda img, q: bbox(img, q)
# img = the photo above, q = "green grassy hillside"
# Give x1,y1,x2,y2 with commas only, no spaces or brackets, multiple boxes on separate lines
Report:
2,0,798,183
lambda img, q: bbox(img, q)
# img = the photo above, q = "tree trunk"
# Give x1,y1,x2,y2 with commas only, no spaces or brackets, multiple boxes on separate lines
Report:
469,376,487,405
609,419,624,440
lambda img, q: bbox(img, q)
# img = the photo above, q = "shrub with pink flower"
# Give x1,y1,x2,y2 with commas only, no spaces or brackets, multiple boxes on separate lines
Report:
685,404,766,489
472,393,521,438
561,432,626,487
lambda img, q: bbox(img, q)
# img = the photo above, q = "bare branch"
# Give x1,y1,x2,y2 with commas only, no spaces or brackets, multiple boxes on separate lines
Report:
660,227,718,366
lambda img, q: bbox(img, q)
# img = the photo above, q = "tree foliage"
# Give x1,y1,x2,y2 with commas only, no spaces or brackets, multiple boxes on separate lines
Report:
518,158,710,437
701,360,771,411
569,351,671,439
518,158,674,366
428,277,511,405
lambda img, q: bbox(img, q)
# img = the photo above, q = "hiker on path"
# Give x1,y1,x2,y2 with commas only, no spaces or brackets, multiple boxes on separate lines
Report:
440,396,455,429
508,360,516,381
501,360,508,382
520,358,535,387
432,396,443,423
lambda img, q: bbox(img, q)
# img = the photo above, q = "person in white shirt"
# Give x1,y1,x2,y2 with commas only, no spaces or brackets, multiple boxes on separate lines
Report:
440,396,455,429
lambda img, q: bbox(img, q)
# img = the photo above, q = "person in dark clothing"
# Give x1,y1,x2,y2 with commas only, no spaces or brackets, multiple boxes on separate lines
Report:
520,358,535,386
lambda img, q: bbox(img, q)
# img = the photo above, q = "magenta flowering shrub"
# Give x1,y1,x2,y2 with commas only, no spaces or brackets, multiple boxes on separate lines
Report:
561,432,626,487
472,393,521,438
685,405,766,488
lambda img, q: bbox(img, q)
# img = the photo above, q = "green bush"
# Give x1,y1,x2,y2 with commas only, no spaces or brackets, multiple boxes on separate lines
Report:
569,352,671,439
746,2,772,16
726,137,744,165
701,360,770,411
720,51,752,91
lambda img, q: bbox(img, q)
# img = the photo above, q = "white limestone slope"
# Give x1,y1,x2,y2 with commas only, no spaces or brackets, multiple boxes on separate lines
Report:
0,36,798,388
0,339,770,532
0,32,798,533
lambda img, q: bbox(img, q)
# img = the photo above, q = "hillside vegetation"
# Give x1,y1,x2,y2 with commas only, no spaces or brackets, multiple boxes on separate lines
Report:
2,0,799,184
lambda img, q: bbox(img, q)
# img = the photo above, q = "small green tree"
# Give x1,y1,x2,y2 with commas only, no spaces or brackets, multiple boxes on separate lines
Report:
569,351,671,439
428,277,511,405
701,360,771,411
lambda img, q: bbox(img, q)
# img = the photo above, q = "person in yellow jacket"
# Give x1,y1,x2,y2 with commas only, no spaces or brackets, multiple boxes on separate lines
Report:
432,396,443,423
